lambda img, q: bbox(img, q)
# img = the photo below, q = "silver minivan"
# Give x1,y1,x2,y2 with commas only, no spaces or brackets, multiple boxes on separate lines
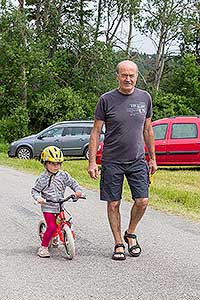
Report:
8,120,104,159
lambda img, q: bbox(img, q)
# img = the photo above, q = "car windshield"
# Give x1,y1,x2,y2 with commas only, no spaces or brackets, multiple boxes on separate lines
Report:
39,127,64,138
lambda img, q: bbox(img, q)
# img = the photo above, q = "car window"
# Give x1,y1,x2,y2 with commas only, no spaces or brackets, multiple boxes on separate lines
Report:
40,127,64,138
171,123,198,139
153,124,168,140
83,127,92,135
63,127,84,136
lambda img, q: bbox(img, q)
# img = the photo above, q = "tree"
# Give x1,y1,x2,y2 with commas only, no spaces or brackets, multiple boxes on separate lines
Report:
0,4,29,110
103,0,141,52
140,0,194,91
152,92,196,120
163,54,200,113
179,1,200,63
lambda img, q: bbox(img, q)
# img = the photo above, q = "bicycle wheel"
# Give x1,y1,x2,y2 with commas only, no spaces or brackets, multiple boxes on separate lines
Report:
38,220,52,248
62,224,75,259
38,220,46,241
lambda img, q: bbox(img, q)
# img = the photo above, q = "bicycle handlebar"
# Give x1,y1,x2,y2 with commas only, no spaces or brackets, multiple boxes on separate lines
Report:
34,194,86,206
45,194,86,204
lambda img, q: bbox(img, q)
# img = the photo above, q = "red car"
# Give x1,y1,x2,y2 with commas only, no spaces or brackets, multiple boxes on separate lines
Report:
96,141,104,165
96,116,200,166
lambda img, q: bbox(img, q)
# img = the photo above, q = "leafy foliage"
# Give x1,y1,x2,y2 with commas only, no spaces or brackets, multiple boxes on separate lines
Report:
152,92,196,120
29,87,98,132
0,1,199,143
162,54,200,114
0,106,29,143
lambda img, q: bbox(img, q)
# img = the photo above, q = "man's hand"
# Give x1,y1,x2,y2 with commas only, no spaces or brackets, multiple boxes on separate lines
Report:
88,162,99,179
149,159,157,174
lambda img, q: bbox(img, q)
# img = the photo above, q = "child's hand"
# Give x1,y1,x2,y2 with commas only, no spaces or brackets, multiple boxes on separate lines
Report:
74,191,85,199
37,198,46,204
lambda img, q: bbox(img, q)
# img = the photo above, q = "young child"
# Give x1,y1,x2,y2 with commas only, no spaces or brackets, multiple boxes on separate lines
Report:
31,145,83,258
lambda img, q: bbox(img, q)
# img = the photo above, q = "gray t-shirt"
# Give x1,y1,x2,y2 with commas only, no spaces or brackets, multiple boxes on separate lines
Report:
95,88,152,163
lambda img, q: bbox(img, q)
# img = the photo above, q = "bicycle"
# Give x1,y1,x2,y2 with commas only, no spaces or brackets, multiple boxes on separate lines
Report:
38,194,86,260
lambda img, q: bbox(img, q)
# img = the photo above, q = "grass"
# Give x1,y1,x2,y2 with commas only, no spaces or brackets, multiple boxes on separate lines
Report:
0,149,200,223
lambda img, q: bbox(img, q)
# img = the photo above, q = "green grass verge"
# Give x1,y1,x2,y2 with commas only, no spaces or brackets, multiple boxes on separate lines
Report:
0,152,200,223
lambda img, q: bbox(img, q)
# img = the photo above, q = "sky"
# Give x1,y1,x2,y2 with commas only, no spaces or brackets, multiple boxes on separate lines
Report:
132,32,156,55
133,32,180,55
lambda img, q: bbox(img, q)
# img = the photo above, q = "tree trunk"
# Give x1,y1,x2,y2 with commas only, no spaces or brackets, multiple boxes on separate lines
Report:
18,0,27,107
154,25,166,91
126,11,133,54
79,0,84,48
94,0,103,42
18,0,24,11
195,7,200,64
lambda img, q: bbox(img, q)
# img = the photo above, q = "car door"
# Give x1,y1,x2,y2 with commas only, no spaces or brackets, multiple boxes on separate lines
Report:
152,123,168,164
34,126,64,156
166,122,200,164
60,126,87,156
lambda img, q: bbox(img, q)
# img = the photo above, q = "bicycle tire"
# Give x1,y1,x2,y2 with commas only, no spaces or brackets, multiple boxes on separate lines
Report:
62,224,75,259
38,220,52,248
38,220,46,241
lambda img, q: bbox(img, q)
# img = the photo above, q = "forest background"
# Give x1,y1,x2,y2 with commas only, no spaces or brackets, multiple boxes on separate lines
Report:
0,0,199,143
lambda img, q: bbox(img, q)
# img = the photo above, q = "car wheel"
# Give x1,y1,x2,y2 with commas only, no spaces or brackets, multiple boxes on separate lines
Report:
16,146,33,159
84,147,89,160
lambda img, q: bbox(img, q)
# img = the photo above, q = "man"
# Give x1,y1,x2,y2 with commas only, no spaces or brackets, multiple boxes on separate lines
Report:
88,60,157,261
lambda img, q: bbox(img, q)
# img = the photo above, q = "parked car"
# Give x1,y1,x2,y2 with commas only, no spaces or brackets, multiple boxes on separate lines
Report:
8,120,104,160
96,116,200,166
96,141,104,165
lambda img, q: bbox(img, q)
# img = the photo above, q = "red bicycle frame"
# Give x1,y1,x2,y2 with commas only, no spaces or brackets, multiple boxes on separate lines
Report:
54,210,75,243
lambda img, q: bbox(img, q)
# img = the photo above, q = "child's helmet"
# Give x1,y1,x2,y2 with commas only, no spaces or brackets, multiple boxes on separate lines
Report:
40,146,64,163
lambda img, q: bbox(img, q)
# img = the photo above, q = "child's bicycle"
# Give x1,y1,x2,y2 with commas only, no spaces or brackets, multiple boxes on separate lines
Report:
38,194,86,260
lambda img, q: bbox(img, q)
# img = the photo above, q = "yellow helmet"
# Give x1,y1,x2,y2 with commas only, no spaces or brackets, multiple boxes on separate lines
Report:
40,146,64,163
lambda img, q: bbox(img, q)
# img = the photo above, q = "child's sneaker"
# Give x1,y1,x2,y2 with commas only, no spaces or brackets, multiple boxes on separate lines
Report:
37,246,50,258
52,236,59,248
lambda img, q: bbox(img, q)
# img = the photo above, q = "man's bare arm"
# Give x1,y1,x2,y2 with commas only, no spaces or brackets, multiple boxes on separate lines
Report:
143,117,157,174
88,119,104,179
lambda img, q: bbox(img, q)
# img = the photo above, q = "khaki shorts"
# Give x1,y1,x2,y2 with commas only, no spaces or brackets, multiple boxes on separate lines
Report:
100,159,150,201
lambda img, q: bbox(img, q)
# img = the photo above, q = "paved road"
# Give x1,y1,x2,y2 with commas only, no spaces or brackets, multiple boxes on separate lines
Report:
0,166,200,300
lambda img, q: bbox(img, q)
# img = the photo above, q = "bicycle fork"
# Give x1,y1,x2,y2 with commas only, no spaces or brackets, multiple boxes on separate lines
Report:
56,212,75,242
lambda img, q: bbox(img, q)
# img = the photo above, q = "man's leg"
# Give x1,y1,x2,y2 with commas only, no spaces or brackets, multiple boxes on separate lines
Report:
107,200,125,256
107,200,122,244
126,197,148,253
128,197,148,232
100,162,125,259
125,159,149,255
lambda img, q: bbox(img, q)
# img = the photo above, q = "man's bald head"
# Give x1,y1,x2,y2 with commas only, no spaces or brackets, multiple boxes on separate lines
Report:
116,60,138,75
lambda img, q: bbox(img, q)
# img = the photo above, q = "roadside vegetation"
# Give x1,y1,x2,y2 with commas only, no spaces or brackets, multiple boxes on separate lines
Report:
0,145,199,223
0,1,199,144
1,3,199,225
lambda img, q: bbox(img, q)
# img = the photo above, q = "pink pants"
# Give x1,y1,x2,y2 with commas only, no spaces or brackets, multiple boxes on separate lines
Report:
41,212,58,247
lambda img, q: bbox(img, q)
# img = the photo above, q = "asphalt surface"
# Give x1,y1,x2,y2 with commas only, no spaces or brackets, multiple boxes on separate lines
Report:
0,166,200,300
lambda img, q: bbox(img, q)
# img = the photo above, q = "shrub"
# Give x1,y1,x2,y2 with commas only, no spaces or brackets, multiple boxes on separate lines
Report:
152,92,196,120
29,87,97,131
0,106,29,143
